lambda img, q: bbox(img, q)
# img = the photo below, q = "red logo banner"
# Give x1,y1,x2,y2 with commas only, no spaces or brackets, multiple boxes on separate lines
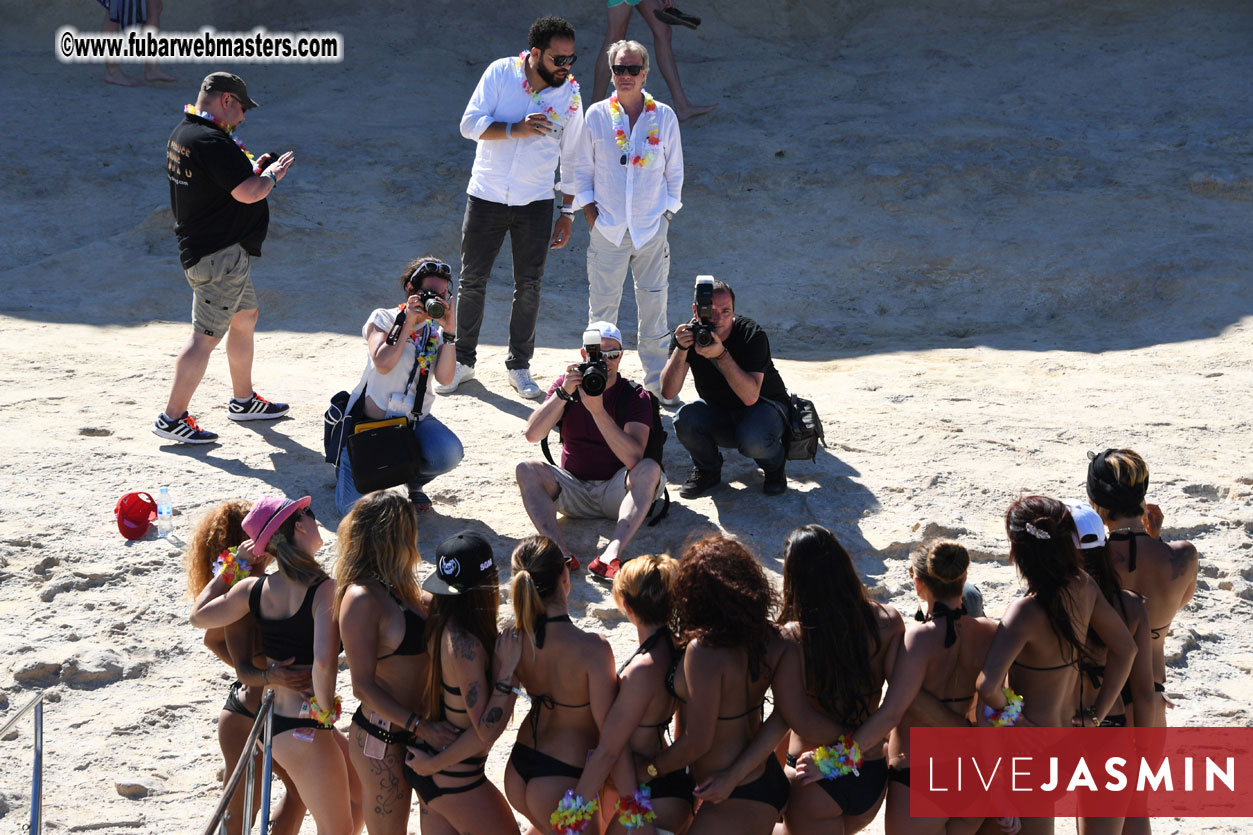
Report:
911,727,1253,818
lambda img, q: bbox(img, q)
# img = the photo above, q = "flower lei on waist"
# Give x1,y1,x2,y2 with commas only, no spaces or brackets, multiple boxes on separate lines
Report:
212,547,252,587
608,91,660,168
308,694,342,729
515,52,581,125
184,105,261,173
616,785,657,829
550,789,598,834
813,734,863,779
982,687,1025,727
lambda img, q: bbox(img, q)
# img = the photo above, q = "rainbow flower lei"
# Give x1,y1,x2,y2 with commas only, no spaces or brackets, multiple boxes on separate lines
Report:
515,52,581,126
813,734,863,779
184,104,261,173
549,789,598,834
982,687,1025,727
616,784,657,829
212,547,252,587
608,92,660,168
308,694,342,728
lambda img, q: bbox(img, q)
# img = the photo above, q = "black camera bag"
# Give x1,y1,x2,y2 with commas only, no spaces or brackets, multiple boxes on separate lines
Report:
784,394,826,461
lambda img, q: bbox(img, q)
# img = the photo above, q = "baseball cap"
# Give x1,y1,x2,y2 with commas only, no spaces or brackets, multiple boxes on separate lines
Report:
587,320,623,347
114,492,157,540
1068,502,1106,550
423,530,496,595
242,495,311,554
201,72,259,109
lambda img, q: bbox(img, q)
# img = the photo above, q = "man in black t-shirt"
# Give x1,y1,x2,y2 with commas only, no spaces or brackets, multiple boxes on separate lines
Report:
660,279,790,496
153,72,295,444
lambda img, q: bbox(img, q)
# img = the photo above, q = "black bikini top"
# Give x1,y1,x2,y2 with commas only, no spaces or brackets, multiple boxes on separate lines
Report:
1108,529,1152,573
914,601,967,648
618,628,676,733
533,613,571,650
664,646,686,704
378,592,426,659
249,575,328,666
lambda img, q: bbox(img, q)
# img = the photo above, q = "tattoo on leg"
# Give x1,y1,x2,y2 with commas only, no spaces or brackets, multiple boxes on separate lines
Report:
465,681,480,709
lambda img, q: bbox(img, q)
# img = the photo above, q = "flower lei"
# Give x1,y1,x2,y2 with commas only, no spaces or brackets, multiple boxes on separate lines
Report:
608,92,660,168
616,785,657,829
550,789,598,834
813,734,863,779
308,694,342,728
982,687,1025,727
394,303,442,364
515,52,581,125
212,547,252,587
184,104,261,173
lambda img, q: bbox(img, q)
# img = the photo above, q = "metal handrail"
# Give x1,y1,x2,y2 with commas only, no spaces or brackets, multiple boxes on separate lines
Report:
202,689,275,835
1,690,45,835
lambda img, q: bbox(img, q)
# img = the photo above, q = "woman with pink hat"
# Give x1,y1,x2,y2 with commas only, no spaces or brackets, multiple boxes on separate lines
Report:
191,495,363,834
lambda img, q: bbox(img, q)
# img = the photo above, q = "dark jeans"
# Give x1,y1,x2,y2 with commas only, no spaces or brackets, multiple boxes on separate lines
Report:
673,398,787,473
456,195,554,370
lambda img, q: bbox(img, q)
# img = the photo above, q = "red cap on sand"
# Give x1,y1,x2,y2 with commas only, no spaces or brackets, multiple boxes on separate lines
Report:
115,492,157,540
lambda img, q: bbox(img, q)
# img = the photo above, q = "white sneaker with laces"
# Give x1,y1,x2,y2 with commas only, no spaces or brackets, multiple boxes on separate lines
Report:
434,363,475,394
507,368,544,400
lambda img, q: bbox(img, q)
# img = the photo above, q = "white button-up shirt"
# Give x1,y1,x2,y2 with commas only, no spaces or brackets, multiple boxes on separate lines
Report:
571,92,683,248
460,54,586,206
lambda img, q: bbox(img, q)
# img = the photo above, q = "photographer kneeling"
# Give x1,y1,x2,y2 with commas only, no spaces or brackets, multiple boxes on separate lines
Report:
516,322,663,580
335,257,464,515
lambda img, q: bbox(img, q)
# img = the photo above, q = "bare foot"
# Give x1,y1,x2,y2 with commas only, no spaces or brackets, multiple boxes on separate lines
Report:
676,103,717,122
145,65,178,83
105,67,141,87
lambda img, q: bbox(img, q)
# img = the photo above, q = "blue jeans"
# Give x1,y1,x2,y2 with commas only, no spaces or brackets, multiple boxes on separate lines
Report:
673,398,786,473
335,415,464,515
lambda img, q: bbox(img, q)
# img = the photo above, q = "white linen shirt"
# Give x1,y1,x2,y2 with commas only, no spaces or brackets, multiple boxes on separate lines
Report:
571,93,683,248
460,54,586,206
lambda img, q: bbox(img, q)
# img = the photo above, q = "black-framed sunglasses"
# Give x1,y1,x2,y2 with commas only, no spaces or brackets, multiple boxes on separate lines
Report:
301,507,316,521
545,51,578,67
611,64,644,77
409,261,452,284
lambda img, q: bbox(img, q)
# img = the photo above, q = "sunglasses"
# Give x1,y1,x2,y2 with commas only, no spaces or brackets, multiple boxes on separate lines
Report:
545,51,578,67
600,349,623,360
302,507,316,521
611,64,644,77
409,261,452,283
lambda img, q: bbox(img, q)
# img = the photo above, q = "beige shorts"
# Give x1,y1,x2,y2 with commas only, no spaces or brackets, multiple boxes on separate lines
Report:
550,464,666,520
185,243,257,337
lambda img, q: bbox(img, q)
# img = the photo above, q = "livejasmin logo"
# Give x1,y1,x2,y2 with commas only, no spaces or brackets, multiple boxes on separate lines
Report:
912,727,1253,819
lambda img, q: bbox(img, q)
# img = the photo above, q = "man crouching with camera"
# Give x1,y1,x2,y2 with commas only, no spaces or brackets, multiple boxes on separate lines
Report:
660,276,790,497
516,321,664,580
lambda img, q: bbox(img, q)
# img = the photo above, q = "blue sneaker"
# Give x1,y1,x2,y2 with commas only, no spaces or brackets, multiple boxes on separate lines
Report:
153,411,219,444
227,392,290,421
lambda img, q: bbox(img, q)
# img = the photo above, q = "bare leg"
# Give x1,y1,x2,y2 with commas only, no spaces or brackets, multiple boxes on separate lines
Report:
164,329,223,418
225,307,259,401
516,461,577,558
144,0,178,82
599,459,661,564
273,729,356,834
348,724,411,835
102,16,140,86
594,5,635,103
637,0,716,120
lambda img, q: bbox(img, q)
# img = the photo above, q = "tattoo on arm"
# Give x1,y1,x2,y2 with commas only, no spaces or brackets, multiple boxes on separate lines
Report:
466,681,480,709
484,706,503,727
1169,546,1197,580
451,629,478,661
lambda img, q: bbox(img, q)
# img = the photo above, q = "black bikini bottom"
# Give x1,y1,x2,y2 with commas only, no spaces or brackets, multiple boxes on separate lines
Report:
271,714,323,737
222,680,255,720
888,765,910,787
1100,714,1128,727
728,753,789,813
508,742,584,783
646,768,696,804
403,741,488,805
787,753,888,817
352,705,415,746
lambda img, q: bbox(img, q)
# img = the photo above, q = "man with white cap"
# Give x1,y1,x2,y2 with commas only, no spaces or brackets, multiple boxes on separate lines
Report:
515,321,663,580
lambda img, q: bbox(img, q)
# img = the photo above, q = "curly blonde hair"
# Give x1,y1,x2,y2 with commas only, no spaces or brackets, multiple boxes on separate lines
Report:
184,500,251,597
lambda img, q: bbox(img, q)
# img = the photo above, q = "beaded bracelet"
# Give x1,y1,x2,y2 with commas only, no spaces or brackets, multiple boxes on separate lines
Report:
812,734,863,779
616,784,657,829
550,789,598,834
309,694,342,728
981,687,1025,727
212,547,252,587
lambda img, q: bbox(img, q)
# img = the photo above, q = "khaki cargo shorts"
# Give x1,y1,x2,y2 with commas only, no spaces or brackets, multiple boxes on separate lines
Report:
185,243,257,337
550,464,666,520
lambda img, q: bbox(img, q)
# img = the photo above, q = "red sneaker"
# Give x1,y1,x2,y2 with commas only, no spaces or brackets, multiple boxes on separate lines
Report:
565,554,580,572
588,558,621,580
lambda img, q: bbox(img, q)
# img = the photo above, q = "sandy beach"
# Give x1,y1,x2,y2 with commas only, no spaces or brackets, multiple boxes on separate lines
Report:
1,0,1250,832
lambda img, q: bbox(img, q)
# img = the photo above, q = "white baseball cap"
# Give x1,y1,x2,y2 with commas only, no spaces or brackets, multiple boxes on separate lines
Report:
587,320,623,347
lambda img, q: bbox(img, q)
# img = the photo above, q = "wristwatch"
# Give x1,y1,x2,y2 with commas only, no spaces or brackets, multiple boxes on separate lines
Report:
555,386,573,402
443,332,457,344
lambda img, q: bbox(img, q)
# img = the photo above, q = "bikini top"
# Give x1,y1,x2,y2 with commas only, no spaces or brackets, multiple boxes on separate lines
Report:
527,615,592,712
377,592,426,660
1108,529,1152,573
914,601,967,648
618,627,678,734
662,644,763,720
249,575,328,666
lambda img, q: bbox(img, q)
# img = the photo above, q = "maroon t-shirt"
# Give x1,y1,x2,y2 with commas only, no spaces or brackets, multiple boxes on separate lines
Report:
545,375,653,482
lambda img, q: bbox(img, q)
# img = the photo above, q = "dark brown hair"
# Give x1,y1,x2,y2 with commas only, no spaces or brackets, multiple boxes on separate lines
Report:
911,538,968,599
423,567,500,720
1006,495,1087,664
510,536,567,647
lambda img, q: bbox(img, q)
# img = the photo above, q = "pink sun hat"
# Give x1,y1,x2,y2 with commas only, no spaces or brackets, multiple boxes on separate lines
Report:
242,495,311,553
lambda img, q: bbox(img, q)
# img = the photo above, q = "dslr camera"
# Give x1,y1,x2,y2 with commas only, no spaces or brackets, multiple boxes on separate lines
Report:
417,288,447,320
577,328,609,396
690,275,716,348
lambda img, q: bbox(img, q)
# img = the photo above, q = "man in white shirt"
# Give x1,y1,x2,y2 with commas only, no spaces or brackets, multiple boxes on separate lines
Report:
573,40,683,406
439,16,587,400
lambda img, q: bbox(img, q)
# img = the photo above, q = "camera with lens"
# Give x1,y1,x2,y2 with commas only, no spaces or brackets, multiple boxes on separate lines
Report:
690,275,716,348
577,328,609,396
417,288,447,320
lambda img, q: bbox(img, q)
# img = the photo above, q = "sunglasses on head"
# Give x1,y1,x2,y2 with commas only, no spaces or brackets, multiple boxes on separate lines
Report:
612,64,644,77
409,261,452,284
546,51,578,67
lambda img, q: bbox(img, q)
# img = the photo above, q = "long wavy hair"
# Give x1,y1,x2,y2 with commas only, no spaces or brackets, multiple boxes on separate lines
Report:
1006,496,1087,663
423,569,500,720
1080,542,1128,648
778,524,881,725
185,500,250,596
510,536,567,648
333,491,421,621
673,535,777,680
267,510,328,587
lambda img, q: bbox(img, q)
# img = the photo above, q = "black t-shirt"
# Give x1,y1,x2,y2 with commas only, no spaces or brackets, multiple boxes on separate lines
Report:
670,316,789,409
167,115,269,269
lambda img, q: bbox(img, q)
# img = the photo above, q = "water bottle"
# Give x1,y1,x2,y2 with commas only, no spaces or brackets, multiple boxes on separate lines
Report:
156,486,173,538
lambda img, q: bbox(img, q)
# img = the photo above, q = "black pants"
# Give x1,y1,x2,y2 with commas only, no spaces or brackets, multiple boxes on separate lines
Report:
456,195,554,370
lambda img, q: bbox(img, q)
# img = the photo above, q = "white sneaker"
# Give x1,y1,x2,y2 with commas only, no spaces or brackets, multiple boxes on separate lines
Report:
434,362,475,394
507,368,544,400
646,385,681,408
